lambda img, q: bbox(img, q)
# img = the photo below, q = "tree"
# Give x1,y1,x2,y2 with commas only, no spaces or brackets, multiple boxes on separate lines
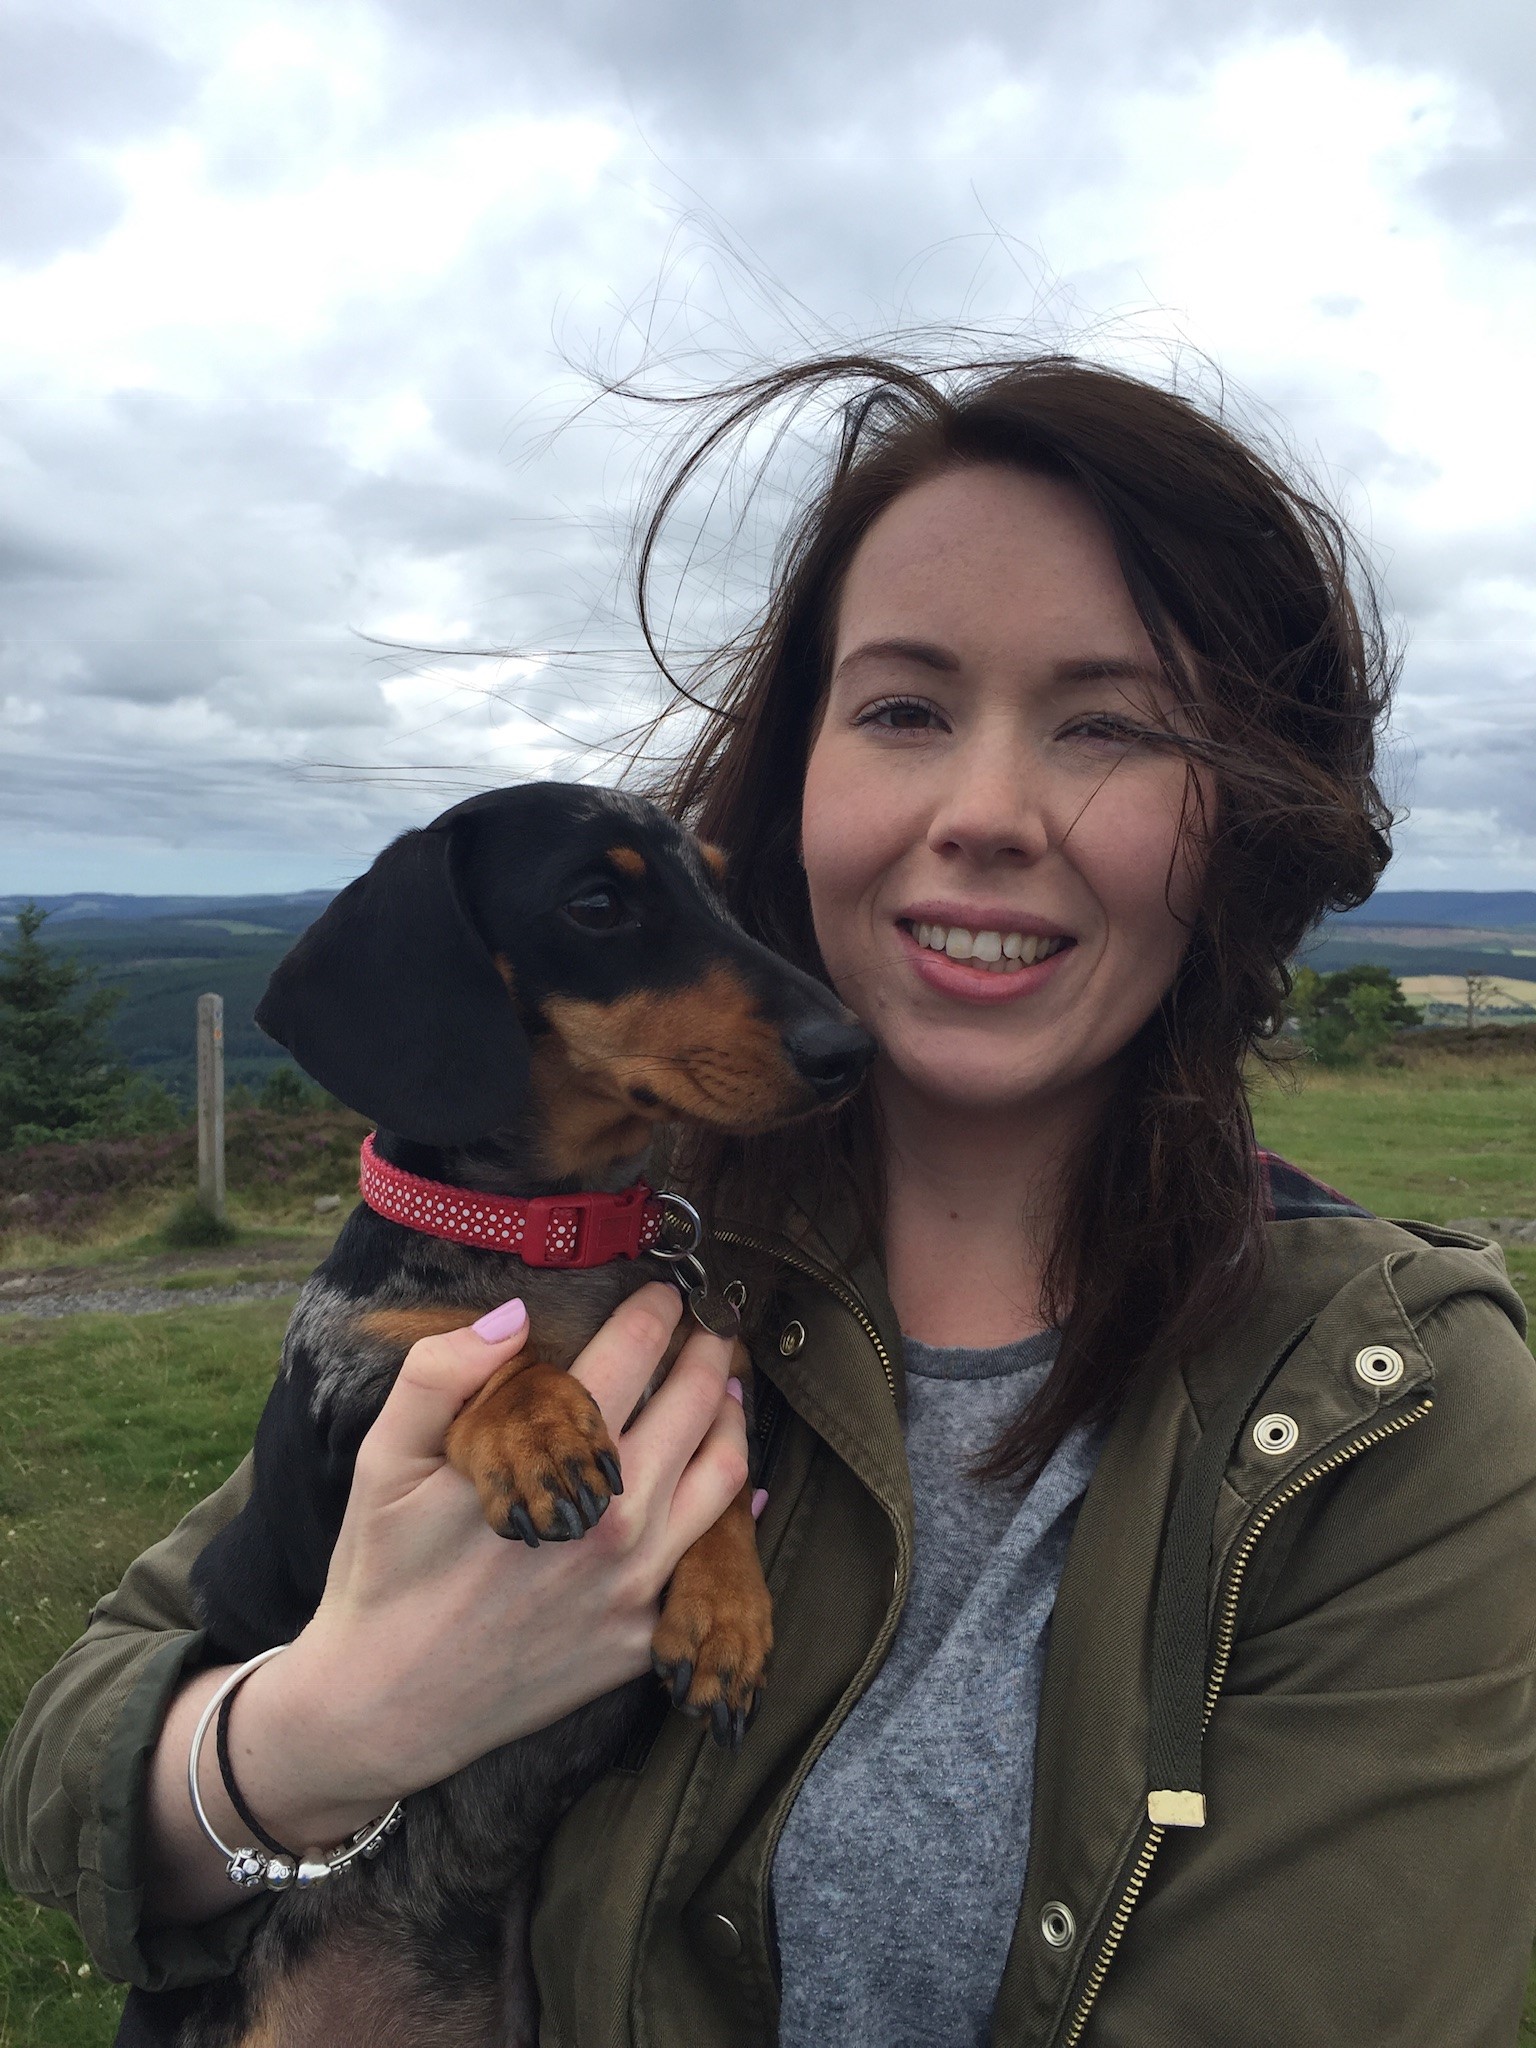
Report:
0,904,134,1147
1463,972,1496,1031
1290,963,1418,1067
260,1065,319,1114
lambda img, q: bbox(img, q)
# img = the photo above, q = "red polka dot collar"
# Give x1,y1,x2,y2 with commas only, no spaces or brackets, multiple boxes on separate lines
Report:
358,1134,666,1268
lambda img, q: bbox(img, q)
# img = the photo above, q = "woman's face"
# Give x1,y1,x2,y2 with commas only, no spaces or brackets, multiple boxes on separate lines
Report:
800,462,1209,1122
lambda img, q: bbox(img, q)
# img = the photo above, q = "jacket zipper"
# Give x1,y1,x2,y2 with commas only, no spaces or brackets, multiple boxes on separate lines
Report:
713,1224,906,1979
1058,1394,1433,2047
714,1226,899,1401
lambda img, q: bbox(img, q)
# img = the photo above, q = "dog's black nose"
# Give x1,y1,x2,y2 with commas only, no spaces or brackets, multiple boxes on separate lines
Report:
784,1015,876,1100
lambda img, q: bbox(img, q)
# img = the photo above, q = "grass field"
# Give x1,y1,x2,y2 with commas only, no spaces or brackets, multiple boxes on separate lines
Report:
0,1300,292,2046
1,1053,1535,2044
1251,1044,1536,1227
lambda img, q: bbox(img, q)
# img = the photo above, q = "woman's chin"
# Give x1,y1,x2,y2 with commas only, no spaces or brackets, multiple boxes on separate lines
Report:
877,1045,1108,1122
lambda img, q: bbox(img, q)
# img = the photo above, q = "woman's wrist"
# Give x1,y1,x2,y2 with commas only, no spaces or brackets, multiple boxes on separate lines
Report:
218,1631,407,1853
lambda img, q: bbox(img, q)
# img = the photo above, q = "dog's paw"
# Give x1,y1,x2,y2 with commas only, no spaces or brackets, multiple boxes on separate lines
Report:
445,1362,623,1546
651,1569,772,1752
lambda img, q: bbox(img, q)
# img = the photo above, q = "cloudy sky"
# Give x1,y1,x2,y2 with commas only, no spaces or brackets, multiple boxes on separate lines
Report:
2,0,1532,895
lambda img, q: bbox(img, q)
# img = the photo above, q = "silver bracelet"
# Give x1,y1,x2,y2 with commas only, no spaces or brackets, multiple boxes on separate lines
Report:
187,1644,403,1892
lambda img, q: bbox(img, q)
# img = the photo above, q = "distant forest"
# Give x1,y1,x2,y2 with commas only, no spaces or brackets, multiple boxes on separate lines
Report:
0,893,331,1103
3,886,1535,1104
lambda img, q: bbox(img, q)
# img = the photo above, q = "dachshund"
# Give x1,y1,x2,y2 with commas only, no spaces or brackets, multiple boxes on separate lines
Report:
135,783,873,2048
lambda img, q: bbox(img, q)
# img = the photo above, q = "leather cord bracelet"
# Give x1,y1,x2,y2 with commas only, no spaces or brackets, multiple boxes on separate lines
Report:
187,1645,403,1892
215,1685,290,1859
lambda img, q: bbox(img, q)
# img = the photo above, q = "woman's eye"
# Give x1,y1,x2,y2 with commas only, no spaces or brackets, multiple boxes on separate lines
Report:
855,696,945,732
562,886,627,931
1062,713,1149,746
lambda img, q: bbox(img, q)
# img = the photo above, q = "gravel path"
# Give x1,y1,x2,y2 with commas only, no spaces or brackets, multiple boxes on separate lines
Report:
0,1278,301,1320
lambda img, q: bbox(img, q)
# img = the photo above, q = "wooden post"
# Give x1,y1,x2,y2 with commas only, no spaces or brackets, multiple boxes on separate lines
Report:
197,993,226,1220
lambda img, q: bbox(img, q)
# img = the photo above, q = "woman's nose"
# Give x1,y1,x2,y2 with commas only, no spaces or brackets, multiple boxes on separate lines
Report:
925,739,1051,866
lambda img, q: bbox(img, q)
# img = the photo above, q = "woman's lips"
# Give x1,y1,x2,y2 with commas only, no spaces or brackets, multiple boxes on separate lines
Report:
896,919,1075,1004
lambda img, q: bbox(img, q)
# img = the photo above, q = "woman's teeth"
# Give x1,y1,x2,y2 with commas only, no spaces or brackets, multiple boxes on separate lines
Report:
909,922,1069,973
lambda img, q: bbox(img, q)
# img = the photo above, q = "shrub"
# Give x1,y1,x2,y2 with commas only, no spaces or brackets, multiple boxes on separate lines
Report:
0,1107,368,1243
260,1066,320,1115
1291,964,1418,1067
161,1193,239,1248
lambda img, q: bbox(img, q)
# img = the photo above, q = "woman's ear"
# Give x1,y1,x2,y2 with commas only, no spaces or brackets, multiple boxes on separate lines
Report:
255,823,530,1145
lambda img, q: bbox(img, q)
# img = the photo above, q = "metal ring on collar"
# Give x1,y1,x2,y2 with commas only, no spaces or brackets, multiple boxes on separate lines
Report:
650,1192,704,1261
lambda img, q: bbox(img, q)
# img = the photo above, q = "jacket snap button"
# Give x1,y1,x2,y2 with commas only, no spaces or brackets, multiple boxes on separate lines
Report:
1252,1412,1299,1456
700,1912,743,1960
1354,1344,1404,1388
779,1320,806,1356
1040,1901,1075,1948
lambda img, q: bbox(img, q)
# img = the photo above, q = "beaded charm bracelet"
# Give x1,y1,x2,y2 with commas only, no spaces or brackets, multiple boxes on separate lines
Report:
187,1645,402,1892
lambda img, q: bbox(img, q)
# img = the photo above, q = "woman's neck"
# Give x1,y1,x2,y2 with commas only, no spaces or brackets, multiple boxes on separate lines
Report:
878,1066,1110,1349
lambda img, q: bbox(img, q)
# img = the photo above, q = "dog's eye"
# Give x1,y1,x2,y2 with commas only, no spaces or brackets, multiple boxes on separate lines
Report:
562,886,628,931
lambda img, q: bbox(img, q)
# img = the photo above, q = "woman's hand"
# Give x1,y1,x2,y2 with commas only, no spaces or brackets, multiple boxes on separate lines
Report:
145,1283,747,1923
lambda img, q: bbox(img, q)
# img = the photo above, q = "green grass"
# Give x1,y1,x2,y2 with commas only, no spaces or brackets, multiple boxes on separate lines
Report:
157,1267,308,1292
2,1054,1536,2042
1251,1052,1536,1227
0,1301,291,2047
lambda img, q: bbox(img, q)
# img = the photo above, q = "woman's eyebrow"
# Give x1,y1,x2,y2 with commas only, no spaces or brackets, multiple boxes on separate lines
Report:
833,641,1168,690
1054,656,1164,686
833,637,961,679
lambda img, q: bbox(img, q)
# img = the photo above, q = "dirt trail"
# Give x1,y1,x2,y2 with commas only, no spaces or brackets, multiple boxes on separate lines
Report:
0,1274,301,1318
0,1239,325,1320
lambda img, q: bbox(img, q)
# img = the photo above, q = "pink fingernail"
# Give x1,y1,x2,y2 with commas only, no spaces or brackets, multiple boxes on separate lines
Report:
472,1298,528,1342
751,1488,769,1520
726,1377,744,1405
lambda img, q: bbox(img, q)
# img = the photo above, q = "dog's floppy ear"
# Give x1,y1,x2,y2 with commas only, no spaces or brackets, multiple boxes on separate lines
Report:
255,823,529,1145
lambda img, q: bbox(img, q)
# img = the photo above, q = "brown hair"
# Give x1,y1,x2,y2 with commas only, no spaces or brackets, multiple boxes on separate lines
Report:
636,351,1394,1482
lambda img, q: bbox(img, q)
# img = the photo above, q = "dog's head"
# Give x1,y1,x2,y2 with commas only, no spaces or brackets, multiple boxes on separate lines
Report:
256,783,873,1176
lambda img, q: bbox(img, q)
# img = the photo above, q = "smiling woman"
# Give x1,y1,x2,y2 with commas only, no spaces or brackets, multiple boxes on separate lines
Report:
660,355,1396,1479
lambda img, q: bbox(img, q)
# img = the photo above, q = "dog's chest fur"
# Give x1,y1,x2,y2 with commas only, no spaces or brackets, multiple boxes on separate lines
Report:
194,1200,677,1656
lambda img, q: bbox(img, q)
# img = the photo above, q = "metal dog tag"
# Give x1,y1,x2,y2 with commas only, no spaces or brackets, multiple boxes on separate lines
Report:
684,1280,742,1341
669,1251,742,1340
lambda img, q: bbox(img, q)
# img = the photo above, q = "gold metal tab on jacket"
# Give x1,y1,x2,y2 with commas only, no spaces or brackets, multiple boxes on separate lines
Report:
1146,1789,1206,1827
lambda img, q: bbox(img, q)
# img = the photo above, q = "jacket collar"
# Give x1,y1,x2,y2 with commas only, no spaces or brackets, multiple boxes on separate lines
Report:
725,1188,912,1530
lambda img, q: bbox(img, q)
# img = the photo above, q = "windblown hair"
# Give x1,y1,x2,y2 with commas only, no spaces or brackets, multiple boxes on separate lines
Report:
637,352,1394,1482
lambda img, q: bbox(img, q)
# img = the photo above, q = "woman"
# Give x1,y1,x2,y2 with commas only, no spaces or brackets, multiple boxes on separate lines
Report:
6,354,1536,2047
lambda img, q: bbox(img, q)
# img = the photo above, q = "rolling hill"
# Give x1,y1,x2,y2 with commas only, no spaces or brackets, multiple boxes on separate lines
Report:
1,893,337,1102
5,884,1536,1101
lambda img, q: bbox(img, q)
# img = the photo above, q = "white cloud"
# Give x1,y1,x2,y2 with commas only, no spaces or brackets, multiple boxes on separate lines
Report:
0,0,1532,888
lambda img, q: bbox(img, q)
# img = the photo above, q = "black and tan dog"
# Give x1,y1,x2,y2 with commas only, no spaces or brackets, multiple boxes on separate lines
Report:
150,783,873,2048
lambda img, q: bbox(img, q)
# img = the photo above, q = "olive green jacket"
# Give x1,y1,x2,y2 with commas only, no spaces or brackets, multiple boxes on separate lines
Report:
6,1211,1536,2046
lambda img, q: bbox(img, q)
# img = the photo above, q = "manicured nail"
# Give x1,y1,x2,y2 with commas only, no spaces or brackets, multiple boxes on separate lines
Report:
725,1376,744,1405
472,1298,528,1342
751,1488,769,1520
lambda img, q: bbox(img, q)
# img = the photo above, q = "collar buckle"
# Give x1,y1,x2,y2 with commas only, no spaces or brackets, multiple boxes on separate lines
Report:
519,1184,658,1267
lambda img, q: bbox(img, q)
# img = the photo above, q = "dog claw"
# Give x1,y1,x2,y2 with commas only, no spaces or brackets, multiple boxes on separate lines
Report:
507,1506,539,1548
550,1498,585,1541
574,1480,605,1528
669,1659,694,1708
710,1699,733,1748
596,1451,623,1496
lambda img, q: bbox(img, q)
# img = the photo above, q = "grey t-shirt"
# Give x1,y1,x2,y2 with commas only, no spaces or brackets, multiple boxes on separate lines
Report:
771,1329,1103,2048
